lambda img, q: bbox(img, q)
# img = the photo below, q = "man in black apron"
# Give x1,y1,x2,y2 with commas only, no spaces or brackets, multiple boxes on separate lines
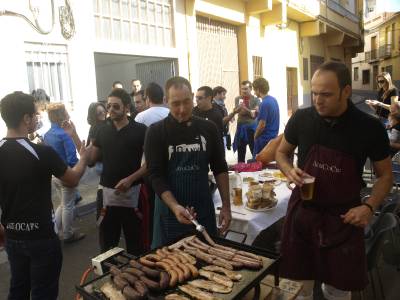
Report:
145,76,231,248
276,62,393,299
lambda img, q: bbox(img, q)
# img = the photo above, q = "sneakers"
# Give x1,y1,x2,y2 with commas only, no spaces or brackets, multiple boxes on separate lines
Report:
63,232,86,244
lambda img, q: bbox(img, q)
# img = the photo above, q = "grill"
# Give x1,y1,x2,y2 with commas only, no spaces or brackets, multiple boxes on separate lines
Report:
76,233,280,300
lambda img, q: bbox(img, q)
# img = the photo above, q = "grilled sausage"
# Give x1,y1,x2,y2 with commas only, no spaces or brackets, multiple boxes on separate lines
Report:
139,254,162,268
141,266,161,279
161,258,176,267
232,256,262,269
113,275,128,290
156,249,167,259
185,263,199,278
122,285,142,300
159,271,170,290
129,260,144,270
177,263,191,280
167,268,178,287
120,272,139,285
139,275,160,291
236,250,263,262
208,247,235,260
168,254,181,265
173,265,185,283
109,265,121,277
124,267,145,277
134,280,148,297
155,261,171,271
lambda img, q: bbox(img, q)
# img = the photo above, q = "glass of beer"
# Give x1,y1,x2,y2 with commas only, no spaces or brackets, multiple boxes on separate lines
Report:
300,176,315,201
233,187,243,206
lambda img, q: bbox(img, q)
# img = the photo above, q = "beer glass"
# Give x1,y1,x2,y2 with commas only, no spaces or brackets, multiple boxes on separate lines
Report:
300,176,315,200
233,188,243,206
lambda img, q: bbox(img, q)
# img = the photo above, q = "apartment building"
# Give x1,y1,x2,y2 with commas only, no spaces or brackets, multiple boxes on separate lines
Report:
0,0,363,137
352,1,400,91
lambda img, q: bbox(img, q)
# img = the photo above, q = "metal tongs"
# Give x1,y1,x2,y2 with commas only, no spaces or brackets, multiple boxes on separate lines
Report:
186,209,216,246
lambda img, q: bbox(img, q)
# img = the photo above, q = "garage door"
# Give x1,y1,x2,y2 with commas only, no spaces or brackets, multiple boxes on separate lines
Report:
196,15,239,113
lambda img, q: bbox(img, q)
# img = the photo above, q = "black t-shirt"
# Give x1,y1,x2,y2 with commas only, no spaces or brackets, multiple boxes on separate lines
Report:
192,105,224,138
285,102,390,179
94,118,146,188
144,114,228,196
376,87,398,119
0,138,67,240
86,121,106,146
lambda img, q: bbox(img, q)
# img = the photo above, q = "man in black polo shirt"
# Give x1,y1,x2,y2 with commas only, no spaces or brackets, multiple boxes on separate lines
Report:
193,86,224,141
0,92,88,300
89,88,147,255
276,62,393,299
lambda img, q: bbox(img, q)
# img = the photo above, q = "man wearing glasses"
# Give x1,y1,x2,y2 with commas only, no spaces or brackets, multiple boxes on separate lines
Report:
88,88,147,255
193,86,224,142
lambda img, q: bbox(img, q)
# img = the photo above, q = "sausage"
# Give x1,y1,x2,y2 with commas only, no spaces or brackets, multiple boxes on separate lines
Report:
193,237,212,250
113,275,128,290
142,266,161,279
208,247,235,260
156,249,168,259
120,272,139,285
161,246,173,256
124,267,145,277
129,260,144,270
174,249,196,265
213,243,237,254
167,268,178,287
122,285,142,300
168,254,181,265
193,249,214,264
139,275,160,291
139,256,156,268
159,271,170,290
155,261,171,271
213,258,235,270
109,265,121,277
134,280,149,297
185,263,199,278
232,256,262,269
176,263,191,280
236,250,263,262
187,240,209,252
161,258,176,267
182,241,197,251
172,252,188,264
172,265,185,283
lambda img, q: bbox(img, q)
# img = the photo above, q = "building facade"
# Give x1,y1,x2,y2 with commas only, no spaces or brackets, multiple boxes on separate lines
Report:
352,1,400,92
0,0,363,137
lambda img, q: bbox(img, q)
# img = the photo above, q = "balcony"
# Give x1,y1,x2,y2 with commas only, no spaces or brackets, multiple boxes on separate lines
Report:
379,44,392,58
326,0,360,23
365,49,378,62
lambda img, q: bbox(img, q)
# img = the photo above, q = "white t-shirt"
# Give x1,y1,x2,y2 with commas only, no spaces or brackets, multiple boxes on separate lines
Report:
135,106,169,127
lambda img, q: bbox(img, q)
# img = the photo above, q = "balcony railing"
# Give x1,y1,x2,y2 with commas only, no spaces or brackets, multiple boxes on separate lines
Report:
365,49,378,61
365,44,392,62
379,44,392,58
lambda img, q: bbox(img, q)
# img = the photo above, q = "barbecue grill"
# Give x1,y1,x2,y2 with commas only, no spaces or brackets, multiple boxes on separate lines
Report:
76,232,280,300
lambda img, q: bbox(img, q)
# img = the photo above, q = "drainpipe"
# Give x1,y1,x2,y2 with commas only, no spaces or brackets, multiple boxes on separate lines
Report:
184,0,192,82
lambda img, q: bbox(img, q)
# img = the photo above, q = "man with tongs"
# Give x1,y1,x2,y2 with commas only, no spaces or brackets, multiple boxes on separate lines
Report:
276,62,393,300
145,76,231,248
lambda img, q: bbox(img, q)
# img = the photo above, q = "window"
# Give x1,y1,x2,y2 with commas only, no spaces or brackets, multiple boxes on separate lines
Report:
25,43,72,103
353,67,359,81
310,55,324,77
252,56,263,80
362,69,370,85
93,0,174,47
303,57,309,80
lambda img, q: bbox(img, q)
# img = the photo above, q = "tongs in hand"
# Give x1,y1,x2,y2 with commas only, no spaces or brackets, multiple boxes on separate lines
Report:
185,209,215,246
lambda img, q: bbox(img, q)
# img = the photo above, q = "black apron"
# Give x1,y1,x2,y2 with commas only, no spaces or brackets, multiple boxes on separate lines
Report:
152,133,217,248
280,144,367,291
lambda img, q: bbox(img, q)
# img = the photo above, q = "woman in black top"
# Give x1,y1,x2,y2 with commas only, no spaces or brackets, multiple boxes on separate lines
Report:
366,72,398,125
86,102,106,146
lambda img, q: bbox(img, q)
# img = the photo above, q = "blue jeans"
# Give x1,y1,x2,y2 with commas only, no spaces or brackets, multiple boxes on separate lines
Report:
5,237,62,300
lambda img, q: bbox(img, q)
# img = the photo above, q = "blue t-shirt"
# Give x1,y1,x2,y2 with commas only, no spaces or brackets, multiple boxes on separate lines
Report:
257,95,280,141
44,123,78,167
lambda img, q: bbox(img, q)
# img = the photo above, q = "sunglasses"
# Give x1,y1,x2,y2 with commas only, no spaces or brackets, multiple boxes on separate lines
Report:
106,103,121,110
377,80,386,84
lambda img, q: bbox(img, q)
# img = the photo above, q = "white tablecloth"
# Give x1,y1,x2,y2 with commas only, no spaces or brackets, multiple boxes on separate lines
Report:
212,171,291,245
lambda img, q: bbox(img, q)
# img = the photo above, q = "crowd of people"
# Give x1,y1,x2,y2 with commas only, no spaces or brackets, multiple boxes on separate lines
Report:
0,62,396,300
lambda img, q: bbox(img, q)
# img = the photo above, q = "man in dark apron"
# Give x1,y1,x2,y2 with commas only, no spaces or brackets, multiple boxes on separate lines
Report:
145,76,231,248
276,62,393,299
